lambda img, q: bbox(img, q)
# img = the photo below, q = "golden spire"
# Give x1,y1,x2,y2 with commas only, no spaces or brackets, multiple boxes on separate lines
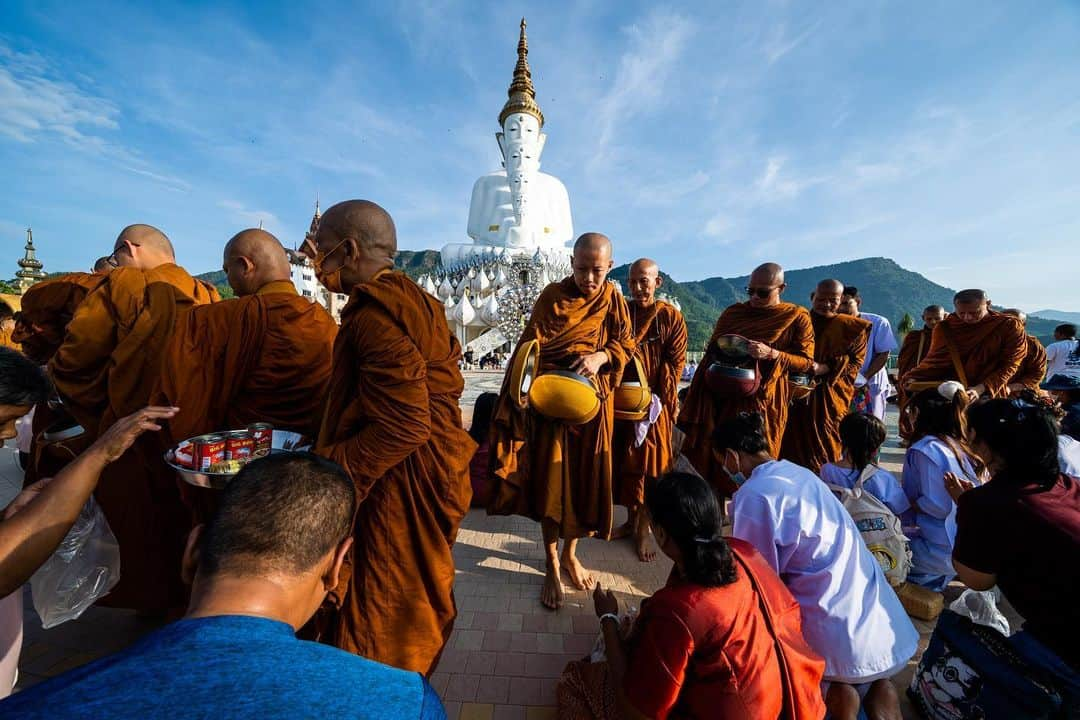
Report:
499,18,544,128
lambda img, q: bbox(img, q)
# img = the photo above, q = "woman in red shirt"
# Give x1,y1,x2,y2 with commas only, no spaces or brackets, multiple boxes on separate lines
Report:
558,472,826,719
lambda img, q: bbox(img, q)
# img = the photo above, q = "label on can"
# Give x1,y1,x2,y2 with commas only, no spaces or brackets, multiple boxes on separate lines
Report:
225,431,256,461
193,434,227,473
248,423,273,457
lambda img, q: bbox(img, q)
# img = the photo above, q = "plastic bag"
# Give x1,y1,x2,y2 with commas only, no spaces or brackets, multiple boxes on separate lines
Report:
30,497,120,628
948,588,1010,637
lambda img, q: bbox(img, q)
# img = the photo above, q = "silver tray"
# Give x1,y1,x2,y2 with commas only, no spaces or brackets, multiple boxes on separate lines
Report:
165,429,310,489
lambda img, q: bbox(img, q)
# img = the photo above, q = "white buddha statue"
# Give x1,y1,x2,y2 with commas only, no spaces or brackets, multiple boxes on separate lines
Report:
442,19,573,267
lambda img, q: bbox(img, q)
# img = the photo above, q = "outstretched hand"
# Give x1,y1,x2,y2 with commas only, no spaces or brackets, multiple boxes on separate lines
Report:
90,406,179,464
593,583,619,618
944,471,975,503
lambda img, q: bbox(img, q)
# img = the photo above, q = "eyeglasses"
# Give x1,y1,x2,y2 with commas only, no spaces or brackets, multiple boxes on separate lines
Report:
313,237,349,273
105,240,141,269
745,284,783,299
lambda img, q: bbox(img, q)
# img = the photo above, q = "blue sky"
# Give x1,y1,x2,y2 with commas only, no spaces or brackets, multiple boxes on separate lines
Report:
2,1,1079,311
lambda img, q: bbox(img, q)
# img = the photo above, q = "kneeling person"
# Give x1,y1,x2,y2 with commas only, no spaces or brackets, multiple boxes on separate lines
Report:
0,453,446,720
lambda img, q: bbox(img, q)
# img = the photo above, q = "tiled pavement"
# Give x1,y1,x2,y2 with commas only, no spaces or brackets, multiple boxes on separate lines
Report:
5,373,997,718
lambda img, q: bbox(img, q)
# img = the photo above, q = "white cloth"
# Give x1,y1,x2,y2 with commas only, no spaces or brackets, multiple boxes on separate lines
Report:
14,407,34,456
1045,338,1080,379
858,313,898,420
633,394,663,448
731,459,919,682
1059,435,1080,478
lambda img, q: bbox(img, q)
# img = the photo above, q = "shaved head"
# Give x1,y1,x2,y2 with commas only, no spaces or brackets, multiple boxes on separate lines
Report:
812,278,844,317
746,262,785,308
223,228,292,296
313,199,397,293
93,256,113,274
953,289,990,324
571,232,614,298
629,257,662,306
954,289,988,304
112,224,174,270
922,305,947,329
1001,308,1027,325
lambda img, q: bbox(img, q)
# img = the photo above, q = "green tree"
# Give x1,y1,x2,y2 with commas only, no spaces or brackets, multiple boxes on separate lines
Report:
898,312,915,338
215,283,235,299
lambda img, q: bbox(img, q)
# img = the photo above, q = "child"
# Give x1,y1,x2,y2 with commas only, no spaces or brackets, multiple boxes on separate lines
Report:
820,413,910,517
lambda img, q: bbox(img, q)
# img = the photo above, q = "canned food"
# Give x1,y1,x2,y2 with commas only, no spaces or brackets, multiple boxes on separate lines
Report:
225,431,256,462
193,434,227,473
248,423,273,457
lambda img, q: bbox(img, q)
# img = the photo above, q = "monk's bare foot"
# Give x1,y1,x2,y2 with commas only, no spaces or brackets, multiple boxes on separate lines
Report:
610,521,633,540
541,566,564,610
560,551,595,591
635,530,656,562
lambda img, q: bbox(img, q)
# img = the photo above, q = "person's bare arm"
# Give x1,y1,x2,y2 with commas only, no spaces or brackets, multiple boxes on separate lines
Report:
952,558,996,591
0,407,177,597
864,350,890,380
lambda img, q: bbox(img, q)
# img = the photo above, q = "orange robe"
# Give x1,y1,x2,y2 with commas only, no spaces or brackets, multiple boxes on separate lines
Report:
678,302,814,495
12,273,105,364
316,270,474,675
488,278,635,540
0,325,19,351
612,300,687,506
48,264,219,611
1009,335,1047,392
153,280,337,521
897,327,931,380
902,311,1027,397
780,312,870,473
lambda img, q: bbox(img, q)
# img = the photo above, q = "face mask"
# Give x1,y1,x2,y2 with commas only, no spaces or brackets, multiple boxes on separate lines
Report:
316,267,345,295
723,455,747,488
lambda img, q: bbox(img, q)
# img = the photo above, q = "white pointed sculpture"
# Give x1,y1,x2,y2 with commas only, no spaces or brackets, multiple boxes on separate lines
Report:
453,290,476,327
437,276,453,300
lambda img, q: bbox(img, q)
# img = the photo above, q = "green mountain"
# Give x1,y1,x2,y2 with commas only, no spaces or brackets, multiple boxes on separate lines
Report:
1033,309,1080,325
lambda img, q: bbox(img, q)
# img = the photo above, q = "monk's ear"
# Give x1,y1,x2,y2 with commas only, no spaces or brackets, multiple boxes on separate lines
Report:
655,275,663,290
326,536,353,591
181,524,205,586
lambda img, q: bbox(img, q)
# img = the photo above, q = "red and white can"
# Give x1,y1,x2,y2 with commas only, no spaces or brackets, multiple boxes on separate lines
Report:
193,434,227,472
225,431,255,462
248,423,273,457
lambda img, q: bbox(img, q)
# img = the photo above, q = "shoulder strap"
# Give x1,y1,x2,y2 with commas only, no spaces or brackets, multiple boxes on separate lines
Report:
936,323,969,387
916,331,927,364
854,464,878,494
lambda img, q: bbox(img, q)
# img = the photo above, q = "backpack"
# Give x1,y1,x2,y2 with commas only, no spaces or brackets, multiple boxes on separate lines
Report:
826,466,912,586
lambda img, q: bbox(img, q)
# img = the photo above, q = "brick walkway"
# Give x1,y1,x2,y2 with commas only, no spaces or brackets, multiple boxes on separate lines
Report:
5,372,994,718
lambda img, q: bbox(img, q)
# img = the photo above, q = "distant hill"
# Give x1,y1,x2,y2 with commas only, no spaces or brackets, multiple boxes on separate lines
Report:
1033,309,1080,325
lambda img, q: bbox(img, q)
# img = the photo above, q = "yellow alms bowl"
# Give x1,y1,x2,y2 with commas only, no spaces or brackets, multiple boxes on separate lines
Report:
528,370,600,425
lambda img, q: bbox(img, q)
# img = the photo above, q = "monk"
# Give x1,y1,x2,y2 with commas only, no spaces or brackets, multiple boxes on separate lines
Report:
49,224,219,612
1001,309,1048,395
903,289,1027,402
311,200,474,675
154,228,337,518
0,302,18,351
611,258,687,562
679,263,814,494
896,305,947,441
779,280,870,473
12,273,109,365
489,233,634,609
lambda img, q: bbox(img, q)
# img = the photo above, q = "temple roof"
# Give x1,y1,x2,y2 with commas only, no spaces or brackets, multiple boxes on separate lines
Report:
499,18,544,128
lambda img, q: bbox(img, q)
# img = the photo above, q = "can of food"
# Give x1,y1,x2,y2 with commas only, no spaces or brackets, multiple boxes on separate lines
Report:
248,423,273,457
225,431,256,462
193,434,227,473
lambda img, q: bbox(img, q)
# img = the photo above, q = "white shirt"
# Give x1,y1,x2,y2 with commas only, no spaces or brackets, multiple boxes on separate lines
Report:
1059,435,1080,478
731,459,919,682
858,312,898,392
1045,338,1080,379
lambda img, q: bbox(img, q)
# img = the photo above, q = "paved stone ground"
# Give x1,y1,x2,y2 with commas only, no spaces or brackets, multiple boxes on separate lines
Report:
4,371,1014,718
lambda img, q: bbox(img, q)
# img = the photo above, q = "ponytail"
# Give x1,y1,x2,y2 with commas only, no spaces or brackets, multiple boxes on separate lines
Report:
646,472,737,587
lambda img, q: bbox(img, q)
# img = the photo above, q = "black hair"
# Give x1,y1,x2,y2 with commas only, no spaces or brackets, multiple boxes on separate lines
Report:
839,412,886,473
1054,323,1076,339
711,411,770,455
842,285,859,299
199,452,356,578
469,392,498,444
908,387,983,475
645,472,737,587
966,399,1060,490
0,347,51,407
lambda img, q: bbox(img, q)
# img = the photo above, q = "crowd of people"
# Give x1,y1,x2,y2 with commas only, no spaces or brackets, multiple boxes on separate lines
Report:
0,204,1077,719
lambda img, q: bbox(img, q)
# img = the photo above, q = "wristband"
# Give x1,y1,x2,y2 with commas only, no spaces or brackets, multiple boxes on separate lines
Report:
599,612,620,627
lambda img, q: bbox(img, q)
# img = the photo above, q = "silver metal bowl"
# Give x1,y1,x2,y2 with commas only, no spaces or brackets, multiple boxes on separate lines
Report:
165,430,310,489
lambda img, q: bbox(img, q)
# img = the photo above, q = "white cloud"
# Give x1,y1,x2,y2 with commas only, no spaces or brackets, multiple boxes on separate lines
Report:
217,200,283,234
702,212,733,241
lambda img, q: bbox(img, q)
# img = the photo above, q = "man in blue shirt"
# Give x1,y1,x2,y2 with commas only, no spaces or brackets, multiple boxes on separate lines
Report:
1,452,445,719
840,286,898,421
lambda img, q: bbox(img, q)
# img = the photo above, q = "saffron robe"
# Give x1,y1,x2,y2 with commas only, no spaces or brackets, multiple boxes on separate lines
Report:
48,264,219,610
488,278,635,540
903,311,1027,397
780,312,870,473
897,327,933,441
612,300,687,506
678,301,814,495
1009,335,1047,392
316,271,474,676
0,326,19,352
12,273,105,364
